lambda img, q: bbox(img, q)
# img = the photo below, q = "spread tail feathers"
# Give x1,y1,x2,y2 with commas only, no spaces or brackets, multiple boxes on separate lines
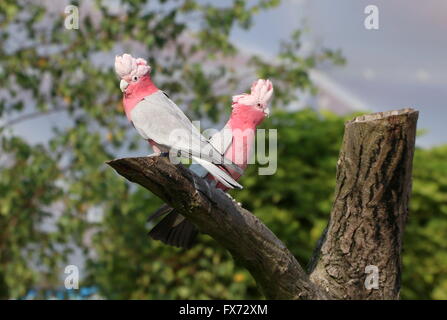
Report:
192,156,243,189
148,210,198,249
147,203,173,222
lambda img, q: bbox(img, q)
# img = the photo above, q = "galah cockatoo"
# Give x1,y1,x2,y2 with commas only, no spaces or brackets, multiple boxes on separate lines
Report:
114,53,242,189
148,79,274,249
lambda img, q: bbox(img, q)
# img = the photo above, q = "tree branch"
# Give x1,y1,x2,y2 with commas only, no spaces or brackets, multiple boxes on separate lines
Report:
106,156,329,299
309,108,419,299
106,108,418,300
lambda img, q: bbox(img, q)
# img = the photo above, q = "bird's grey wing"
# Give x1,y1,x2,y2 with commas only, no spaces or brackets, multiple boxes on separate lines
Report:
137,93,237,168
155,92,206,143
158,93,243,175
161,90,170,99
131,94,223,163
130,99,192,148
156,93,239,164
189,123,234,177
208,123,233,155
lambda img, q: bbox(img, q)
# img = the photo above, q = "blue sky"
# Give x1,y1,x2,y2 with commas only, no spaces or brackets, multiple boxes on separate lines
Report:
230,0,447,147
7,0,447,148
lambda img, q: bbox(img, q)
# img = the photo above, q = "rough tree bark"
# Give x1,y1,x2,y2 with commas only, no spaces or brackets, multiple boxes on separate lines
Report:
308,108,419,299
107,108,418,300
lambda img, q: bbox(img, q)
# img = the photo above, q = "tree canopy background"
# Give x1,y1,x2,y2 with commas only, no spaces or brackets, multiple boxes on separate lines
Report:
0,0,445,299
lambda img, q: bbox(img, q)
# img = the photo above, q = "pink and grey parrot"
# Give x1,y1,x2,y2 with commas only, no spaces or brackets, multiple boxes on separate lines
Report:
148,79,274,249
114,53,243,189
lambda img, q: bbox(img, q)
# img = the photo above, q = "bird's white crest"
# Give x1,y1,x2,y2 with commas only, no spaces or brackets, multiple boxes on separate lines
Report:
232,79,273,109
114,53,151,78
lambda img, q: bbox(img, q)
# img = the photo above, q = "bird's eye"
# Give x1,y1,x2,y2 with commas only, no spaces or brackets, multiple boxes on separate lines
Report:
132,76,138,82
257,103,261,107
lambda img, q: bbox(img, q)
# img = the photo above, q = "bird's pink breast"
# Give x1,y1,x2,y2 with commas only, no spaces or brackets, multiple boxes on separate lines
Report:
122,75,158,120
208,104,266,190
226,104,265,167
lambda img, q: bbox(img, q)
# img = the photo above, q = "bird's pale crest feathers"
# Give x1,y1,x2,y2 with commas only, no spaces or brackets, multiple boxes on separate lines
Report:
114,53,151,79
232,79,273,112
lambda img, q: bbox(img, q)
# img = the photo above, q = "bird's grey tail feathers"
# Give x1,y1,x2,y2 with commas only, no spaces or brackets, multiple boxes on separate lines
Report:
175,148,243,177
147,203,173,222
148,208,198,249
218,156,244,176
192,156,242,189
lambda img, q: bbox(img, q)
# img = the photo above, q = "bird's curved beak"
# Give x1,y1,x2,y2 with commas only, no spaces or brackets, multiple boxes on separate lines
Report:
120,79,129,92
264,107,270,117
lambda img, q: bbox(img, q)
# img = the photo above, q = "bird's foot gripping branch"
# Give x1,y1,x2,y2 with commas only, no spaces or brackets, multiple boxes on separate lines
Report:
107,108,419,300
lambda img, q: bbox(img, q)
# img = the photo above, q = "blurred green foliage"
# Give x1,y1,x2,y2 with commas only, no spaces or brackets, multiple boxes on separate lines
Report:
0,0,445,300
402,145,447,299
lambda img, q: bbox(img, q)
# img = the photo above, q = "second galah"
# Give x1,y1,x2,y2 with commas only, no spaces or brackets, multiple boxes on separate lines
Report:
114,54,243,189
148,79,274,249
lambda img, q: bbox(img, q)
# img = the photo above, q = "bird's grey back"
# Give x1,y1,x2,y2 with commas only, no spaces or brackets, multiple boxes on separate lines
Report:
130,91,229,164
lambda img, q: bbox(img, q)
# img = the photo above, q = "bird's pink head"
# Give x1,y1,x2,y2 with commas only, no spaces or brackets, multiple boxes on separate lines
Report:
230,79,274,127
115,54,152,93
114,54,158,118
